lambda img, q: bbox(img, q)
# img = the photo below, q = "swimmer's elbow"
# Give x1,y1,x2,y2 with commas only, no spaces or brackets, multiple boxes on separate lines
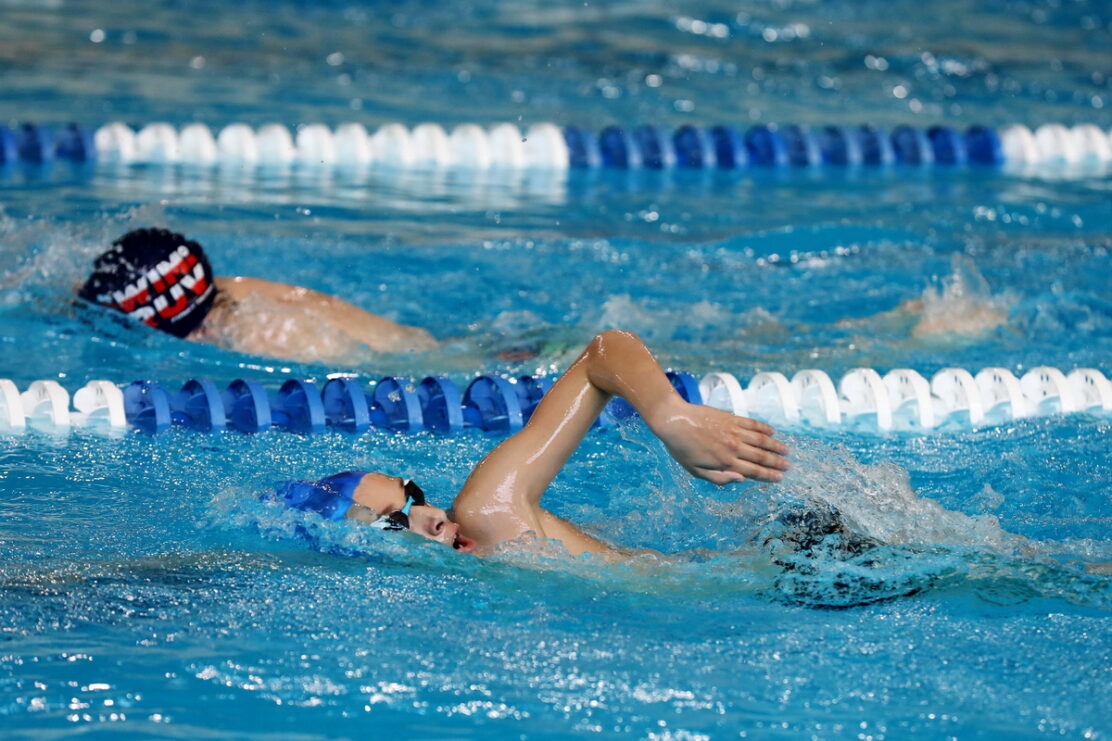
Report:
589,329,644,353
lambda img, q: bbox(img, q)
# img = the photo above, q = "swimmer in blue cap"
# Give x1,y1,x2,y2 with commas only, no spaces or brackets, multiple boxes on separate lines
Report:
282,330,790,557
79,228,438,364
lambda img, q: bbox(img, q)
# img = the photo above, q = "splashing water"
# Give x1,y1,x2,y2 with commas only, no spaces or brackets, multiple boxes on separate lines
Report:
748,434,1110,608
771,434,1027,552
911,255,1012,339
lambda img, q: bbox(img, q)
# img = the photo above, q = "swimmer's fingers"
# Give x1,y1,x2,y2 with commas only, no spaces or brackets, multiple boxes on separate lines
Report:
686,457,785,485
732,440,790,475
730,457,786,483
723,419,790,472
734,415,779,439
687,466,747,485
735,426,790,459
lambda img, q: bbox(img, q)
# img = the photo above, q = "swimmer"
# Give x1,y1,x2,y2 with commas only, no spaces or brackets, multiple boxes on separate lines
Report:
277,329,791,557
835,255,1010,340
79,228,438,364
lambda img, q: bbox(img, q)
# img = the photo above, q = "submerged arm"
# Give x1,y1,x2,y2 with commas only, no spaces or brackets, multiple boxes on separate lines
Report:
450,330,789,554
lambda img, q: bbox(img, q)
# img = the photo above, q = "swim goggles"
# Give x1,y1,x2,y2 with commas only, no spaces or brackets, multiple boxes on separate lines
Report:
370,479,426,531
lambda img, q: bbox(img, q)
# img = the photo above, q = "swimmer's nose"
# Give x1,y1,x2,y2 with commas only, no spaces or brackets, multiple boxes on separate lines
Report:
413,505,448,538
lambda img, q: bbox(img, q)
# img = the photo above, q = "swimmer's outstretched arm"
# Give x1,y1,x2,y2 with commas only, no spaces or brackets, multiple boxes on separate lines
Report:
450,330,789,555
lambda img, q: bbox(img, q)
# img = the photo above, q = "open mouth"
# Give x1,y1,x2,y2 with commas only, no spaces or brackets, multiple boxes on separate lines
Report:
452,533,476,553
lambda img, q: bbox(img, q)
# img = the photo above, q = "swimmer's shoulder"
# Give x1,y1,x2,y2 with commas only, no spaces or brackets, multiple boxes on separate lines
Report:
452,486,615,558
214,276,316,302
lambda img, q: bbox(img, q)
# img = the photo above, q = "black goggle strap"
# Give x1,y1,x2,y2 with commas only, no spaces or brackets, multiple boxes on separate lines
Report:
371,480,426,531
403,479,426,506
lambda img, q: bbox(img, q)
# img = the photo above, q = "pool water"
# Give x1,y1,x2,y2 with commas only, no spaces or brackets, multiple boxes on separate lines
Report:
1,0,1110,738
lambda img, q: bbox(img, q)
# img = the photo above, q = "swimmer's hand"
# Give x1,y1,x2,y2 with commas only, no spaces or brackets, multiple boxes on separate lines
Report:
647,398,789,484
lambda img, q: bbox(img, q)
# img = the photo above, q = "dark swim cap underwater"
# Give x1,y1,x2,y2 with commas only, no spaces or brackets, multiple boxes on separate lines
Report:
79,228,217,338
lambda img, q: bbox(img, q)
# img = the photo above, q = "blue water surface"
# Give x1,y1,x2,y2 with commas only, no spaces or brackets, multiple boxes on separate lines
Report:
1,0,1110,738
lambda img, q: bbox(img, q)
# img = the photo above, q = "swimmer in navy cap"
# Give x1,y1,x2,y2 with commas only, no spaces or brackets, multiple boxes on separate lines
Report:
280,330,791,557
79,228,438,364
79,229,217,339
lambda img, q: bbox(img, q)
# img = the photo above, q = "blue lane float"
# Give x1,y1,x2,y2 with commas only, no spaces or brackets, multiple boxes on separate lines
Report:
0,126,18,165
2,123,96,164
371,377,424,433
823,126,863,166
462,376,523,433
123,381,172,435
5,120,1104,170
55,123,97,162
965,125,1004,165
892,125,935,165
417,376,464,434
857,124,897,166
781,125,822,167
16,124,54,164
108,371,701,436
633,126,675,169
928,126,968,165
3,367,1108,436
172,379,225,431
710,125,747,169
321,378,369,433
744,124,790,167
221,379,271,433
599,126,641,169
272,379,326,434
673,125,717,168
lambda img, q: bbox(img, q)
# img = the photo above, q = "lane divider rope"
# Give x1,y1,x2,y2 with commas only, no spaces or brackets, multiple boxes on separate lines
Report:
1,366,1107,437
2,121,1111,171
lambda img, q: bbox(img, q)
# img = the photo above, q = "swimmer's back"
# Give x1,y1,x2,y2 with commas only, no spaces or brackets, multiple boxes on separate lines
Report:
190,276,438,362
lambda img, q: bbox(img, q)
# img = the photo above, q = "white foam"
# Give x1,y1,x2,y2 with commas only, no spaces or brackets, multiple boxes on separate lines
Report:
774,435,1030,554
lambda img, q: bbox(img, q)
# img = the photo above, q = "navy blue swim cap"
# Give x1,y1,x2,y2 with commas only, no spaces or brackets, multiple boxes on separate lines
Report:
79,228,217,338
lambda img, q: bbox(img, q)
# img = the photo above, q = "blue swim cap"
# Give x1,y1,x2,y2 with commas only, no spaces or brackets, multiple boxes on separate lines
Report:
273,471,368,522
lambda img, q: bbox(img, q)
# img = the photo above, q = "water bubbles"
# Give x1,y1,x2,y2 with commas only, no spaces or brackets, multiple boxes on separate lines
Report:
89,29,106,43
596,79,622,99
675,17,730,38
864,54,889,71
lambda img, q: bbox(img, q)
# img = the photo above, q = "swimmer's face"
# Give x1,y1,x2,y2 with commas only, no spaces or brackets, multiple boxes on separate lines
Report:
346,473,476,553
